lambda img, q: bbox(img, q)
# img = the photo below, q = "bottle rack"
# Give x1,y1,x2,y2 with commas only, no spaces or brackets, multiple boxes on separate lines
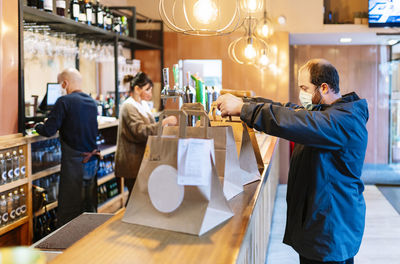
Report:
0,121,123,245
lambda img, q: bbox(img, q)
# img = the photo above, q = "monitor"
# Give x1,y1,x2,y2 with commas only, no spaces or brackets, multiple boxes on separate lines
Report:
46,83,63,108
369,0,400,27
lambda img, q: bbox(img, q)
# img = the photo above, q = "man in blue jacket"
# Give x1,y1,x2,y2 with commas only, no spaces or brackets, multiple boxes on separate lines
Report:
217,59,368,264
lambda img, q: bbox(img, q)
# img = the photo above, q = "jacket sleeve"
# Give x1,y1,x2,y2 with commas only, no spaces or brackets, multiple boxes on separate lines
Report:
35,98,66,137
122,104,158,143
240,102,349,150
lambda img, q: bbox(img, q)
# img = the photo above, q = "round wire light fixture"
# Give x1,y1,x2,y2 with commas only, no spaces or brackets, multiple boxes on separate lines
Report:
254,46,271,70
228,17,268,65
240,0,264,14
255,11,274,39
159,0,244,36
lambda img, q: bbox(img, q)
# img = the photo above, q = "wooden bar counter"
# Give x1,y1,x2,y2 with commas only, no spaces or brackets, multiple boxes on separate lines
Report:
50,135,279,264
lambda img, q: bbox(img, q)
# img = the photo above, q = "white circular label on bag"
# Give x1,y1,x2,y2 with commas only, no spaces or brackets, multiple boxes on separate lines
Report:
148,165,184,213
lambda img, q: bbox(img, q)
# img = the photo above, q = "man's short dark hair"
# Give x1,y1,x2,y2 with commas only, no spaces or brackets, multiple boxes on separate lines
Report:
303,59,340,94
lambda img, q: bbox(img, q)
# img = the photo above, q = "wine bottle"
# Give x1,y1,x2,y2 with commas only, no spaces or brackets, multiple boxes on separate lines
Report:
27,0,38,8
70,0,79,21
37,0,44,10
85,0,92,25
96,1,104,28
78,0,86,23
43,0,53,13
56,0,66,17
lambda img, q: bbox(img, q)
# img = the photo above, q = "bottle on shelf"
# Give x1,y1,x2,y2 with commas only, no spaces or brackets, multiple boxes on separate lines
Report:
12,151,20,181
7,192,15,223
19,188,27,217
19,149,26,179
56,0,66,17
13,190,21,220
70,0,80,22
5,152,13,184
121,16,128,36
161,68,170,95
0,154,6,185
27,0,38,8
0,195,8,227
85,0,93,25
105,7,112,31
78,0,86,23
43,0,53,13
91,0,97,26
113,16,121,34
37,0,44,10
96,1,104,28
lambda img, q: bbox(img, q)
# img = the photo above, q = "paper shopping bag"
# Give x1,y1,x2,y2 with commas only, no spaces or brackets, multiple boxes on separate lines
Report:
209,104,262,184
123,110,233,236
168,103,244,200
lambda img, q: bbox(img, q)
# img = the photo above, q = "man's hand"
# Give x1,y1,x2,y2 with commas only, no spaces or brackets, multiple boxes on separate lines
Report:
216,93,244,117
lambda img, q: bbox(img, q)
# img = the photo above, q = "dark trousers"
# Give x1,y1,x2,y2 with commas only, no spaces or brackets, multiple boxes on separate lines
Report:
300,255,354,264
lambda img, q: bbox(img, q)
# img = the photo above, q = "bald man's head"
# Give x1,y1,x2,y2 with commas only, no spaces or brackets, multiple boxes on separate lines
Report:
299,58,340,94
58,68,82,94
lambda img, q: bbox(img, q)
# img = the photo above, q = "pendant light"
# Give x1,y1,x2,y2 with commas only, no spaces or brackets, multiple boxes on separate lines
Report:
255,0,274,39
228,17,268,65
159,0,244,36
240,0,264,14
255,47,270,70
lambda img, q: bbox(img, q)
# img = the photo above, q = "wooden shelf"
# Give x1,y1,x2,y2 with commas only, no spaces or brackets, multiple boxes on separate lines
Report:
34,201,58,217
98,194,122,213
98,121,119,130
97,172,116,186
22,6,163,50
32,164,61,181
0,178,29,194
0,216,29,236
99,145,117,156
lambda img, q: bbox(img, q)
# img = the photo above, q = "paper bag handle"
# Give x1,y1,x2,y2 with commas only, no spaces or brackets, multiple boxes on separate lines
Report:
183,109,210,139
157,110,187,138
210,102,233,122
181,103,205,112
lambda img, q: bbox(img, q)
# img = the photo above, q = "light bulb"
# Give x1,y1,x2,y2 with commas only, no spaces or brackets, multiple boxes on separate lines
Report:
244,44,256,59
261,24,270,37
259,54,269,66
248,0,257,12
193,0,218,24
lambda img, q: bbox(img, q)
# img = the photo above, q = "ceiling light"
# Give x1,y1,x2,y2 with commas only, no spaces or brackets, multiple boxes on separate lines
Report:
240,0,263,14
339,37,352,43
159,0,243,36
388,39,399,45
228,17,268,65
277,15,286,25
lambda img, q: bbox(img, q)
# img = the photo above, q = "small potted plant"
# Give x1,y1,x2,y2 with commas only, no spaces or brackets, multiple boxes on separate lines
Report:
354,12,362,24
361,12,369,25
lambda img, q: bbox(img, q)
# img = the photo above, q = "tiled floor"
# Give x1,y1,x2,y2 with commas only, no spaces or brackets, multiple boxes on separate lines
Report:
266,185,400,264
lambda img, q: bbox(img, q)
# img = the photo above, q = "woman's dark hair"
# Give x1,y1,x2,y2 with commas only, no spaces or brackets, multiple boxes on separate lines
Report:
123,72,153,93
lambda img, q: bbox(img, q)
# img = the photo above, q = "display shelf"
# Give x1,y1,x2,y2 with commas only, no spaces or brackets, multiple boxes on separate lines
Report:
97,172,116,186
98,194,122,213
99,145,117,156
34,201,58,218
0,216,29,237
32,165,61,181
22,6,162,50
0,178,29,194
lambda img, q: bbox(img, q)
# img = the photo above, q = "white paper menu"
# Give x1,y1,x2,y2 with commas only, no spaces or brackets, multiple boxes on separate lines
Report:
177,138,213,186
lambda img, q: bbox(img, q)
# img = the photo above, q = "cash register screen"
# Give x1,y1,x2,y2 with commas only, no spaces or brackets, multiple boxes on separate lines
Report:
46,83,63,107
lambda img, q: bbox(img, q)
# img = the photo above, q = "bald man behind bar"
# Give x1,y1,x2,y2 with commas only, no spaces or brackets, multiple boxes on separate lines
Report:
35,68,99,227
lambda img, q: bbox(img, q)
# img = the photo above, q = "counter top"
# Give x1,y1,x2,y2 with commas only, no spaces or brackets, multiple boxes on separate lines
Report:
50,134,278,264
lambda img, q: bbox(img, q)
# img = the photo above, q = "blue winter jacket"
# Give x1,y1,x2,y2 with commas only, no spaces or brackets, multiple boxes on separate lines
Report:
240,92,368,261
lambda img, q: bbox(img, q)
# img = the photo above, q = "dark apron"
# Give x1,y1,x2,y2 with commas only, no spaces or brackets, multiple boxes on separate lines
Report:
58,140,98,227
